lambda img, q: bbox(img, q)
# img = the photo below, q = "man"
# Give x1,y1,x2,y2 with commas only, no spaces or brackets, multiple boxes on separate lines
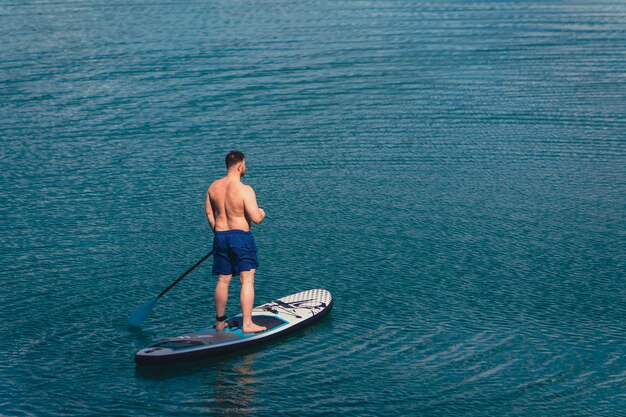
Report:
205,151,267,333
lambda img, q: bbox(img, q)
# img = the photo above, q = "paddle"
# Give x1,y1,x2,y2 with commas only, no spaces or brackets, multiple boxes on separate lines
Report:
128,250,213,327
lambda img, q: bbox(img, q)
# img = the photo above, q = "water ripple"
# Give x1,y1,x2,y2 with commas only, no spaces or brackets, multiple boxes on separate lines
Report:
2,0,625,415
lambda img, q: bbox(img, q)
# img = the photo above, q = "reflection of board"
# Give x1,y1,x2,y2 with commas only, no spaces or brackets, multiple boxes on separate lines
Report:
135,289,333,365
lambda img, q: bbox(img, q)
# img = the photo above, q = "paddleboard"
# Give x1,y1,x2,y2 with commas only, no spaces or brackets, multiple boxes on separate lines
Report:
135,289,333,365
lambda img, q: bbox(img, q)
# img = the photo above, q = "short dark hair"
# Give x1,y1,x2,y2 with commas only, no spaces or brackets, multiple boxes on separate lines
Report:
225,150,245,168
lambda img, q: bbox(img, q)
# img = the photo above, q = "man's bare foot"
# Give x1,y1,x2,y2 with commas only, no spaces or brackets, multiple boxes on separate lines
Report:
243,322,267,333
215,321,228,331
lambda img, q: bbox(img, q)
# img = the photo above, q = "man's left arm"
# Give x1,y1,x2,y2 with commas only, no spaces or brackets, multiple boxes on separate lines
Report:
205,190,215,230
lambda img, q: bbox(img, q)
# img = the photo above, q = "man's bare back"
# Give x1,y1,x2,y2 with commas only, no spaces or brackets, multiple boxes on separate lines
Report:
206,176,265,232
206,151,266,334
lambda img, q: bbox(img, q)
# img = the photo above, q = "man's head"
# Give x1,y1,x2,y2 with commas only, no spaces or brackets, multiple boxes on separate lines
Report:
225,150,246,177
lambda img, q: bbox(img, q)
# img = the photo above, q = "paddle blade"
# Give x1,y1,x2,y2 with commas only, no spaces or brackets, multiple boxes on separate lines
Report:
128,298,158,328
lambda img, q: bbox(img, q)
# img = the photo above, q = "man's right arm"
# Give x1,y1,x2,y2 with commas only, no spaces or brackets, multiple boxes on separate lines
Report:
243,186,265,224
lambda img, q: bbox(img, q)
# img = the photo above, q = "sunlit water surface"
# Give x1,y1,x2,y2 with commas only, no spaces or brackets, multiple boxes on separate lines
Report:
1,0,625,415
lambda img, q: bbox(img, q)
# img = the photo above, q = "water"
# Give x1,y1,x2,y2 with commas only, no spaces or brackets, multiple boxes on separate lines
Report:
1,0,625,415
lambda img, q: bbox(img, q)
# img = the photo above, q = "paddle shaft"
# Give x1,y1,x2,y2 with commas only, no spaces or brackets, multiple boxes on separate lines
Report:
157,250,213,299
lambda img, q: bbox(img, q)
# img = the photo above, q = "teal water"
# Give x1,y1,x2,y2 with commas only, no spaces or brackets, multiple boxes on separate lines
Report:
1,0,625,415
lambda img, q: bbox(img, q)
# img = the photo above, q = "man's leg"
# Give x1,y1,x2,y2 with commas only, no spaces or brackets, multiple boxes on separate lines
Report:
239,269,267,333
215,274,232,331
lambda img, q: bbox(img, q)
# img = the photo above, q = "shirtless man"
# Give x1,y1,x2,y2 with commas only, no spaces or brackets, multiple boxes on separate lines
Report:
205,151,267,333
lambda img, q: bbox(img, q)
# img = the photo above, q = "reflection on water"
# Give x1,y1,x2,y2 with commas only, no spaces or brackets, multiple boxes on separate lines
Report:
134,352,259,416
212,355,258,417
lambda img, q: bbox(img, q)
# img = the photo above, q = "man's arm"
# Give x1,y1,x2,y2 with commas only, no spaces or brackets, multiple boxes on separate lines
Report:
243,185,265,224
205,189,216,230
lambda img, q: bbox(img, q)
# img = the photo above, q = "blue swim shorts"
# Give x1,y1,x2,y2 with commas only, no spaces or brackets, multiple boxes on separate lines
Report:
212,230,259,276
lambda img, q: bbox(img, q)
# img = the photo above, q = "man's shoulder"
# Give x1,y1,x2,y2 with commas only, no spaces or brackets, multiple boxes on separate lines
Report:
239,183,254,194
208,177,227,189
